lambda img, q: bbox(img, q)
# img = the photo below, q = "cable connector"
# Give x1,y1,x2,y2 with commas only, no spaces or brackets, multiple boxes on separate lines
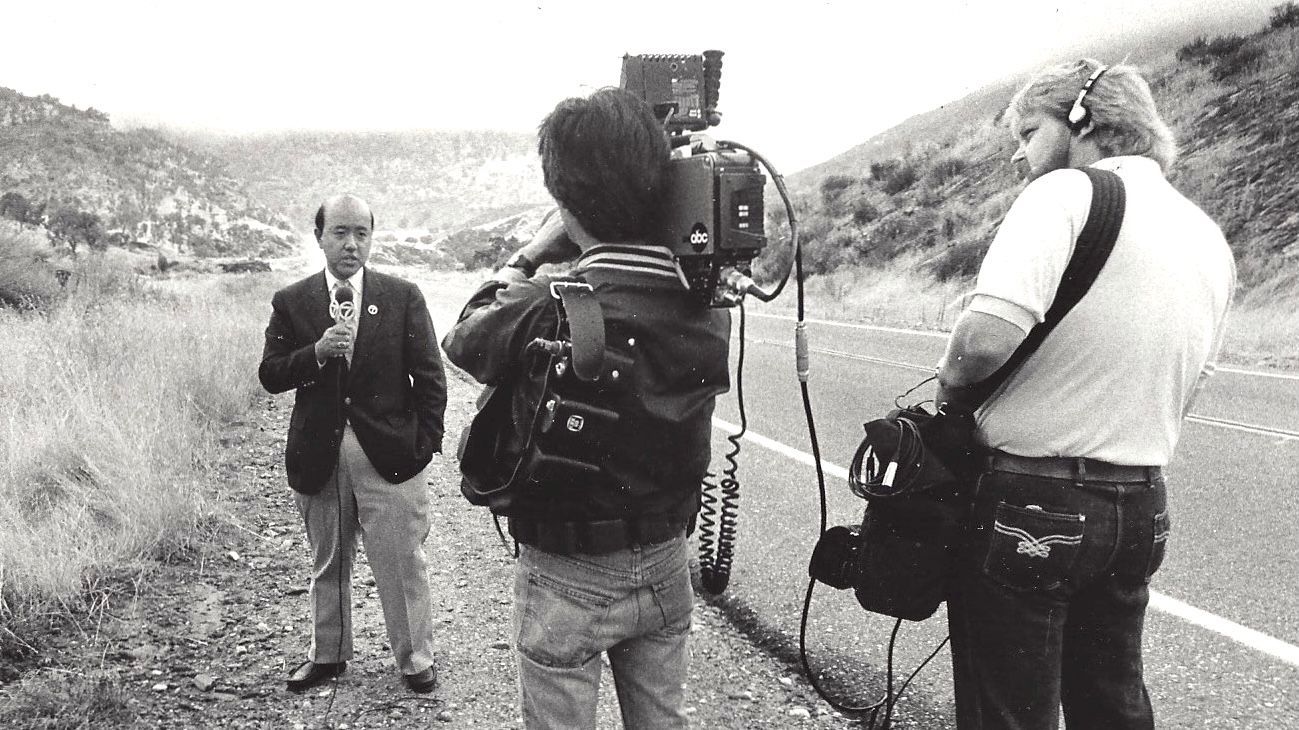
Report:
795,321,810,383
716,268,756,307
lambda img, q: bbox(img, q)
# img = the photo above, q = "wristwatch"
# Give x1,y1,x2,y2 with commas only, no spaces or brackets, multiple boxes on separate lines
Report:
505,251,538,277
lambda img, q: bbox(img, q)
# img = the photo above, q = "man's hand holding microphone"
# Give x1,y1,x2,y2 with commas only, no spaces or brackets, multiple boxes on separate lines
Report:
316,285,357,363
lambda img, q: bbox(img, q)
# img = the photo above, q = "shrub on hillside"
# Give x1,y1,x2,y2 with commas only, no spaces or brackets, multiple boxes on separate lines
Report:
1211,43,1268,80
929,236,990,281
0,229,61,309
820,174,858,198
878,160,919,196
1177,34,1249,65
925,155,969,187
801,229,860,275
1271,1,1299,28
851,198,882,225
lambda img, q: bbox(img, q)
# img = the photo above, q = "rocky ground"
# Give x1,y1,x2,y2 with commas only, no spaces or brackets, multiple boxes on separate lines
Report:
0,370,877,729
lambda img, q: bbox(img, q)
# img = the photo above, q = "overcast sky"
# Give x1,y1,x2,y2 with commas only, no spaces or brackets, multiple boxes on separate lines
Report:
0,0,1280,172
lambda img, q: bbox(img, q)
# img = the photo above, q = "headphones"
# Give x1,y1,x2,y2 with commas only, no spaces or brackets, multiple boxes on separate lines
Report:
1067,65,1108,133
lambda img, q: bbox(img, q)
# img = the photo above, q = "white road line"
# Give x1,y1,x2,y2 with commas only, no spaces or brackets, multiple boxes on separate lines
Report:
1147,593,1299,667
748,311,949,339
1185,414,1299,441
1216,366,1299,381
750,337,932,373
749,338,1299,441
714,416,1299,669
749,311,1299,380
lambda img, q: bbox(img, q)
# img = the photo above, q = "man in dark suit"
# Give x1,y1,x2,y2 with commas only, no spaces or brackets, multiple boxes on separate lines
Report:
259,193,446,694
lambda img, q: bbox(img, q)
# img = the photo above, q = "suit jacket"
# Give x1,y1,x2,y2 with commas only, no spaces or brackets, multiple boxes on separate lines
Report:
259,269,447,494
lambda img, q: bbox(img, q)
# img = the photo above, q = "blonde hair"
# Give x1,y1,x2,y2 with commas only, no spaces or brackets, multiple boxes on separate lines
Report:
1006,58,1177,171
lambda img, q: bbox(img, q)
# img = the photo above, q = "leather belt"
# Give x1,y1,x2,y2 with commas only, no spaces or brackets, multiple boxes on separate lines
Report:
987,450,1161,483
508,498,696,555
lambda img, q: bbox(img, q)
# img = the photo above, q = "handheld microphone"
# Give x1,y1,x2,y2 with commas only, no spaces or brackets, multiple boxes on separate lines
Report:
330,285,356,325
329,285,356,359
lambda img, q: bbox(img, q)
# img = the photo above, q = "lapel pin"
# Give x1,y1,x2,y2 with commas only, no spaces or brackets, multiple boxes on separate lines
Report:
368,304,378,316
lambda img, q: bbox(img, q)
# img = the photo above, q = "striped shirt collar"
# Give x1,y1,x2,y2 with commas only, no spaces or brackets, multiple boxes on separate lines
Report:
574,244,690,289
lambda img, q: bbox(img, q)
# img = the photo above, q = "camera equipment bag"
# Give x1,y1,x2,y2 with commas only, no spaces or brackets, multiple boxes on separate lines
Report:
845,167,1127,621
457,278,620,512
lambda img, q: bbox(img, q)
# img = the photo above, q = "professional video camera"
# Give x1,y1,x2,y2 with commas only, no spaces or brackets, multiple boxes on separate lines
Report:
620,51,775,307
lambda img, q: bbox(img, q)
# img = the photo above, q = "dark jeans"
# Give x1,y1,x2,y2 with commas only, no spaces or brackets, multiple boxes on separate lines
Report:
947,467,1170,730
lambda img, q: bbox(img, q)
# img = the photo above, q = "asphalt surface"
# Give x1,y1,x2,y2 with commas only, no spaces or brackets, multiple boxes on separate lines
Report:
423,273,1298,728
705,309,1299,729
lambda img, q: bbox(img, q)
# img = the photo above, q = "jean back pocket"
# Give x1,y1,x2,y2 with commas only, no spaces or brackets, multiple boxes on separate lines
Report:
1146,510,1171,580
982,502,1086,592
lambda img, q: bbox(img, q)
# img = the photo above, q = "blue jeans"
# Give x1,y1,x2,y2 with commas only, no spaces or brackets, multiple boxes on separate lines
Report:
513,533,693,729
947,468,1169,730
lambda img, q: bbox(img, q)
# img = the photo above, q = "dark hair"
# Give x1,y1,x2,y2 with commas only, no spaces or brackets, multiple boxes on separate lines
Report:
537,88,669,243
314,202,375,240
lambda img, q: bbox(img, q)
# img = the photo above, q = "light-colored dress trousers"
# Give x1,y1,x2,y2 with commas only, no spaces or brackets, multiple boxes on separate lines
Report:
294,422,435,675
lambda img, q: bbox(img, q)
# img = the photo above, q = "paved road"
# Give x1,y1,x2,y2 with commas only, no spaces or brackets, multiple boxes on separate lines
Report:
706,309,1299,729
424,277,1298,728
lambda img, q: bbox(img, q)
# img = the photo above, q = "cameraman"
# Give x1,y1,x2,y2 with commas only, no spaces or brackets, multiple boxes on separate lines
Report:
442,88,730,729
936,60,1234,729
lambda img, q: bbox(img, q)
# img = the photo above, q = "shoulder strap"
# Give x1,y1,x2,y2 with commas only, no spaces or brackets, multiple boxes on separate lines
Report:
550,280,606,382
966,167,1126,409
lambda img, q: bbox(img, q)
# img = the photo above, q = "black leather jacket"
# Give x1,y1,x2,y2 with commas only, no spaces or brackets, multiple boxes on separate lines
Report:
442,245,731,523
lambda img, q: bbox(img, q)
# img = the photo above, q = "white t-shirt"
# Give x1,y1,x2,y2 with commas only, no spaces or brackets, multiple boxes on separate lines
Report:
970,156,1235,465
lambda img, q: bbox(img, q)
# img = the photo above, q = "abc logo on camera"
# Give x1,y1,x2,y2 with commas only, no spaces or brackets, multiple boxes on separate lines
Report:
686,223,710,252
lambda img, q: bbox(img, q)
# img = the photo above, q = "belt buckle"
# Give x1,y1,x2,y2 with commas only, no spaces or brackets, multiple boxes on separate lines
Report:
549,281,594,300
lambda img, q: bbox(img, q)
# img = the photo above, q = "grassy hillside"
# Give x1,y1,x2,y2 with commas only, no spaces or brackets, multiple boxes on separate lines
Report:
175,129,550,235
768,13,1299,301
0,88,297,259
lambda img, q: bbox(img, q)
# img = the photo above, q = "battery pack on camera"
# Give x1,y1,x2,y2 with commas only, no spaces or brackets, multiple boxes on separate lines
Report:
526,394,621,487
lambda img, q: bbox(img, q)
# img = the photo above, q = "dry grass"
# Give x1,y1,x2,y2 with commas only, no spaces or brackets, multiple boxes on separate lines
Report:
1220,268,1299,366
0,253,282,630
754,252,971,331
755,253,1296,369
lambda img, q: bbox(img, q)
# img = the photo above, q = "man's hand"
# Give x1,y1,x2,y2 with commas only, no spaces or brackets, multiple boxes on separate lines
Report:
315,323,355,362
518,208,580,267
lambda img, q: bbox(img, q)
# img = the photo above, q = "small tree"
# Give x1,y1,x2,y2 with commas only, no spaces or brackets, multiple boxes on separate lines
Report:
48,208,105,254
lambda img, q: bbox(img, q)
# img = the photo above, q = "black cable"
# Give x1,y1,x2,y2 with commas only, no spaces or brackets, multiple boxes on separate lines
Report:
786,179,949,726
848,416,926,501
324,358,347,720
698,304,746,594
716,140,798,303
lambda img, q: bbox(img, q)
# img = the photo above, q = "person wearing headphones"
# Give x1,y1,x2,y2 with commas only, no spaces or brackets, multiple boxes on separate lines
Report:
935,60,1235,728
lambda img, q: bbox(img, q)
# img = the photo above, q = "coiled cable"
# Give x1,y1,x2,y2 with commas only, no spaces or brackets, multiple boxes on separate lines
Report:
698,304,746,595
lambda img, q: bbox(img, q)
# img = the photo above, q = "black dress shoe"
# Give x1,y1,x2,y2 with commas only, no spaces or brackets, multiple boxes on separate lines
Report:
286,660,346,692
403,665,437,693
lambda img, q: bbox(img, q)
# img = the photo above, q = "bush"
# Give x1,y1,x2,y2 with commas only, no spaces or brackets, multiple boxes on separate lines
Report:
819,174,858,197
1211,43,1268,81
820,174,860,215
929,236,990,281
925,155,969,187
851,198,882,225
1177,34,1249,65
0,227,61,309
1271,1,1299,28
879,161,919,196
